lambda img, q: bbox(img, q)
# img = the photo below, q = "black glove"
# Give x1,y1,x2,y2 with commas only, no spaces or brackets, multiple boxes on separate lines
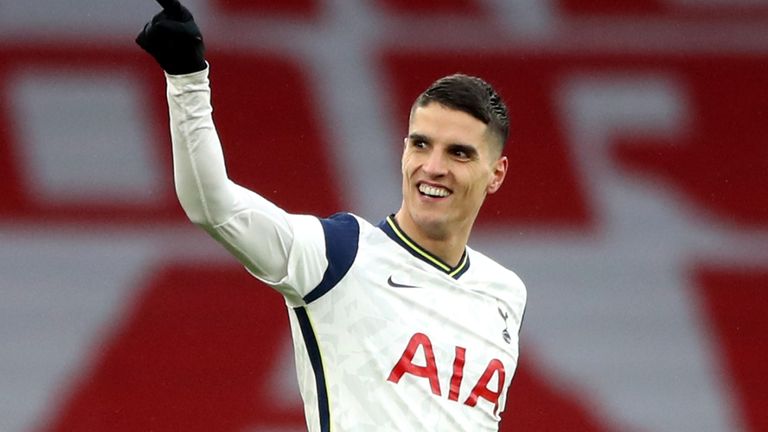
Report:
136,0,206,75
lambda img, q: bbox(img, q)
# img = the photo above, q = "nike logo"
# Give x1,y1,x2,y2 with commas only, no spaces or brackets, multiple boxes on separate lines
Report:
387,276,420,288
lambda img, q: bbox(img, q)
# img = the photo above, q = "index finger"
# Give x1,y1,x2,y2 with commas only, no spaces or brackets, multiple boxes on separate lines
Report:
156,0,181,12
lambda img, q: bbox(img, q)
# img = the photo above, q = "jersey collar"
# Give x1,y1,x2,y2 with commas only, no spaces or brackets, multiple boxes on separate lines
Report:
378,214,470,279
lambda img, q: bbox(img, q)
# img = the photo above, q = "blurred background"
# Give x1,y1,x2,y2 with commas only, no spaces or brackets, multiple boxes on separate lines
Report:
1,0,767,431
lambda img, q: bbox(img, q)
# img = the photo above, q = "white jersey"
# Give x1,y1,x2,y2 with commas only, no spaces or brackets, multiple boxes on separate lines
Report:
166,67,527,431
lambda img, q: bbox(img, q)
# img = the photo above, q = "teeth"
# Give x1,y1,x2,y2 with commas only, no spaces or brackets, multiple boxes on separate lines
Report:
419,184,450,197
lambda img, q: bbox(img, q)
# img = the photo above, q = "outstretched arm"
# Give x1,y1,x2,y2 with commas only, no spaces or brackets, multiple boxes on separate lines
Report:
136,0,327,303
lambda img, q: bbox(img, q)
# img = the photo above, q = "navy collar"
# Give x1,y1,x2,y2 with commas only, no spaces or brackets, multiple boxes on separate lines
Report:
377,214,470,279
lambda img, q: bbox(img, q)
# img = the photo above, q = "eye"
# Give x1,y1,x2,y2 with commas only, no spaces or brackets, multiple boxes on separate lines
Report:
411,138,428,149
449,145,476,160
452,149,469,159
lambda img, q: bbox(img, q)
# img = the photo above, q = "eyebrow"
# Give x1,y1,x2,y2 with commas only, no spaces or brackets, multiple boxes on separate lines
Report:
407,133,431,143
447,143,479,158
407,133,480,158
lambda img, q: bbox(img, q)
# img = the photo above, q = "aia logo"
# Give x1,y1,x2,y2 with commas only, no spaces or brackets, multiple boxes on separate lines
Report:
387,332,507,413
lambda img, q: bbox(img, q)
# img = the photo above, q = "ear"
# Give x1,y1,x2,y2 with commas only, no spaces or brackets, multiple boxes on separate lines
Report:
487,156,508,194
401,137,409,173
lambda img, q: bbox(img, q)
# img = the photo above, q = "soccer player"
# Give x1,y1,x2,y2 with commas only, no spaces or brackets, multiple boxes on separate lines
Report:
137,0,527,430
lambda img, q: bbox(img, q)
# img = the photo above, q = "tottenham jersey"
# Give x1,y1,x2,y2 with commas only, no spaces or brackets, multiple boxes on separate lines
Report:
269,213,526,432
165,68,527,432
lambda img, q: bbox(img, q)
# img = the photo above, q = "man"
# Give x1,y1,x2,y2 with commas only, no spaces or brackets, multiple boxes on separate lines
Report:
137,1,526,430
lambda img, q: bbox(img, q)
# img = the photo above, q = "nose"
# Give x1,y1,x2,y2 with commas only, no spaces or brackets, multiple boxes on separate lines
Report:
421,149,448,177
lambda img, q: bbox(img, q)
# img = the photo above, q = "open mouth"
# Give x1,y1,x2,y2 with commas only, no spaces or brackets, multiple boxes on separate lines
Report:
418,183,451,198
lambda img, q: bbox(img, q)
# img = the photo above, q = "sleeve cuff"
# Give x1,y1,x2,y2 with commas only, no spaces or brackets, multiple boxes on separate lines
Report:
164,62,210,83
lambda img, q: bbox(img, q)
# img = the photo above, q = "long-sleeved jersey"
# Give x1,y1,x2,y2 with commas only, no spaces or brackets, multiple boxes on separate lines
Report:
166,66,527,431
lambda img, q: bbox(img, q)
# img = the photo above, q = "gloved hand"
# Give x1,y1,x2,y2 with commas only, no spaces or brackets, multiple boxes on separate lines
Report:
136,0,206,75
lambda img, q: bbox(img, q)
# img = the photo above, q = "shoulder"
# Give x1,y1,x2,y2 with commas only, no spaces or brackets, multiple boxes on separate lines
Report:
318,212,383,245
467,246,526,298
466,248,527,333
315,212,366,262
318,212,361,236
303,212,377,301
285,212,374,245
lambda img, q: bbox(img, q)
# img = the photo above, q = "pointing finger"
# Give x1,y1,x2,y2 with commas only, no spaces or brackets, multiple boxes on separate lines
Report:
155,0,181,13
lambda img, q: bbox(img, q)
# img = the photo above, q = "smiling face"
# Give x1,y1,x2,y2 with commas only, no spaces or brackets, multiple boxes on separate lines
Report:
395,102,508,247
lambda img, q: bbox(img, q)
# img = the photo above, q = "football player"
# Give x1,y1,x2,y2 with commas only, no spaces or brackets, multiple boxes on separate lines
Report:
137,1,527,430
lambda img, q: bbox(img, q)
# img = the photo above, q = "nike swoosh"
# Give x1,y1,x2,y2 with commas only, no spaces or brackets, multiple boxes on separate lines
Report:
387,276,420,288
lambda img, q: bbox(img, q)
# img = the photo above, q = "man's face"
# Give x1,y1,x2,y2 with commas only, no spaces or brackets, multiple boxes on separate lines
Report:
399,102,507,240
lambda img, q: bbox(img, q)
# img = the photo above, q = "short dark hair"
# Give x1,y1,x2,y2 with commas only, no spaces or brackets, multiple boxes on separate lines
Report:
413,73,509,150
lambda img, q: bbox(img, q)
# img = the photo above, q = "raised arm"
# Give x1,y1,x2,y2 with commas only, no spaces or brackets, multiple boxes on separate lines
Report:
136,0,327,303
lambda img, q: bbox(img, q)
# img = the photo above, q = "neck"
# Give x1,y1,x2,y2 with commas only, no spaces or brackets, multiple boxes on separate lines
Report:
393,210,470,268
